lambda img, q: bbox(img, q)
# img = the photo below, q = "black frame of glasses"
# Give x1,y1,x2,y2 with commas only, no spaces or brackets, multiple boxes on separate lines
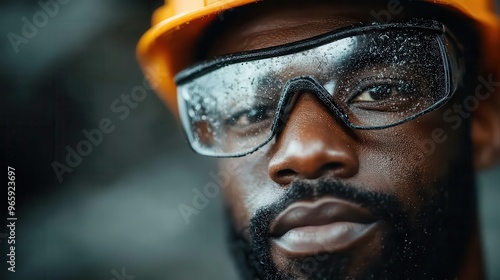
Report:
175,19,463,157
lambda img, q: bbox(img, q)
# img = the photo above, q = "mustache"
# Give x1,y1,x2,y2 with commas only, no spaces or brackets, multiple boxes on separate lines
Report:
249,178,408,236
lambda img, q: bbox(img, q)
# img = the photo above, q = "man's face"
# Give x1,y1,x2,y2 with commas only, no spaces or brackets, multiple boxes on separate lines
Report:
207,2,476,279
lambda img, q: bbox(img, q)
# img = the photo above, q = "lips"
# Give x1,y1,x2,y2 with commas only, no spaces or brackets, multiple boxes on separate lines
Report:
269,197,381,256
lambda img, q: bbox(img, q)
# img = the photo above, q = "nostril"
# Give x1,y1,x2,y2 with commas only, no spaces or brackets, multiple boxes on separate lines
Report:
276,169,296,178
275,169,297,184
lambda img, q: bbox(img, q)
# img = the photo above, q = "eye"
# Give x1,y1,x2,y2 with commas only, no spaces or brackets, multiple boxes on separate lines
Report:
346,79,419,112
353,84,400,102
226,105,274,128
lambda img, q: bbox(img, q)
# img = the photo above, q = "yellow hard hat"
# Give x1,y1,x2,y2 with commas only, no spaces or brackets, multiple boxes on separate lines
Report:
137,0,500,115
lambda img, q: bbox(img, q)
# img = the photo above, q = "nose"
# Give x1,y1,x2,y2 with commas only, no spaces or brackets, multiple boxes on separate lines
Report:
268,93,359,185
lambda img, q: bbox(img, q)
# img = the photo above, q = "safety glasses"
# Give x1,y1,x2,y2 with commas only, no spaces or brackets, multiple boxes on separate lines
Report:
175,19,463,157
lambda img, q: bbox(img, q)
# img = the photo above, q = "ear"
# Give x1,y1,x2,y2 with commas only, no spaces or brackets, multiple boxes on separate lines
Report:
471,74,500,170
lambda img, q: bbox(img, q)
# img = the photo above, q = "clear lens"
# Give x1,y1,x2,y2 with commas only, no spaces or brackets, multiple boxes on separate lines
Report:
178,63,283,156
332,31,447,127
177,27,454,157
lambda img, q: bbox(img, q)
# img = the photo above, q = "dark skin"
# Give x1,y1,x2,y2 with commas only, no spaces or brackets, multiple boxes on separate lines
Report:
201,1,500,279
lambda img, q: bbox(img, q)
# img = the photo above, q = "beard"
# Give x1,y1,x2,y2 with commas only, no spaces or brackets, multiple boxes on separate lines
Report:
226,144,476,280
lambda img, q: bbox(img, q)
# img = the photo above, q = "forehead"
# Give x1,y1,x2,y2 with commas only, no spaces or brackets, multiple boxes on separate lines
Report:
207,0,407,56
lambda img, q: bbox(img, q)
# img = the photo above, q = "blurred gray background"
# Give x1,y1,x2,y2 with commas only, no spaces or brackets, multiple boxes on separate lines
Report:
1,0,499,279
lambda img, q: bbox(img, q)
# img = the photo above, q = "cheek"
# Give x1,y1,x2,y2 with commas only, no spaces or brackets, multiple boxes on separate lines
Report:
219,144,283,232
356,109,465,219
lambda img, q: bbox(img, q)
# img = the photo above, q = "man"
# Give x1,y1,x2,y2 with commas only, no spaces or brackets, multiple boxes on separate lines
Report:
137,0,500,279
